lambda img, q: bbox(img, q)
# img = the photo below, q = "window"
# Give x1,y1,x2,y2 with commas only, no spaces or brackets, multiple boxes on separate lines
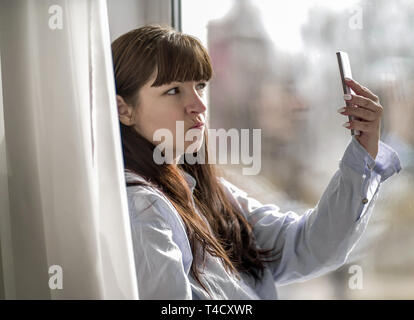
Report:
182,0,414,299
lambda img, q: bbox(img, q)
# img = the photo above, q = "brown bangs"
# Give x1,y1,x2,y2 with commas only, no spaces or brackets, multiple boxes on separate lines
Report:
151,33,213,87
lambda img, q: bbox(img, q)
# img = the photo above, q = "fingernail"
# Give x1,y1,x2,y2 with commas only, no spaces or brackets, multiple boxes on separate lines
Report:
342,122,351,128
337,107,346,113
344,77,352,82
344,94,352,101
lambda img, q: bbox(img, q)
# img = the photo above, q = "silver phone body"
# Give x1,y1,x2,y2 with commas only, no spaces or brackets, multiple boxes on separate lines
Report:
336,51,360,136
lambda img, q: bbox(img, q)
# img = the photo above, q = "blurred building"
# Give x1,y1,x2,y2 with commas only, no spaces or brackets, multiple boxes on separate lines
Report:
207,0,310,201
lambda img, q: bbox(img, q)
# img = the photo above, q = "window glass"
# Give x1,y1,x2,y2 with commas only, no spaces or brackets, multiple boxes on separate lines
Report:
182,0,414,299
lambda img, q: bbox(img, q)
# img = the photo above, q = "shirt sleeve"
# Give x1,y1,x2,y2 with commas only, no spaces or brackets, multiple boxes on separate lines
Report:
219,136,402,286
127,189,193,299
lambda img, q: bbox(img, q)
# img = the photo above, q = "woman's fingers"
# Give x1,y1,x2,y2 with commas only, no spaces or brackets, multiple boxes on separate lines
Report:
343,93,383,114
342,118,379,133
338,105,377,121
344,78,380,103
339,79,383,136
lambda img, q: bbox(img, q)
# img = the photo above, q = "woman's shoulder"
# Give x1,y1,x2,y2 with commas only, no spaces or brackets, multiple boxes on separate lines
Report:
124,169,169,199
124,169,193,268
124,169,188,230
124,169,172,215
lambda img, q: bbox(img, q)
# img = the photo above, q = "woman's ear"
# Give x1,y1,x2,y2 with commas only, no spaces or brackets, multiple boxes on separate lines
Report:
116,95,134,126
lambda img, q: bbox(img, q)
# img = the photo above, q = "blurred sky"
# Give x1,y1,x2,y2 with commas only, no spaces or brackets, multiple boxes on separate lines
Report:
182,0,361,52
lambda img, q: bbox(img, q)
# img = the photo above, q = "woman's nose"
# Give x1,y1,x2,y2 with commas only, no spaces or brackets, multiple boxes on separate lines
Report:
186,91,207,115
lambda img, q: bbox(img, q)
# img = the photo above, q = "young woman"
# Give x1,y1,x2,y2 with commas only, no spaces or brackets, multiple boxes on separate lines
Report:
111,25,401,299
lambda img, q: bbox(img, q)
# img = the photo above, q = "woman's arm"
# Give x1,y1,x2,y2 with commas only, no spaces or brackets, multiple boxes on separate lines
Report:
127,189,193,299
219,136,401,285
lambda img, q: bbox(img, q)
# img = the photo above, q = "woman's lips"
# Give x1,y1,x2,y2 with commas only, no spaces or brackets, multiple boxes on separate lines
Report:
190,122,205,129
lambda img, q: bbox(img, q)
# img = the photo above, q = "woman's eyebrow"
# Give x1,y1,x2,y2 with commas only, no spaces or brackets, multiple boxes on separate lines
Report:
155,80,205,89
160,81,181,87
150,82,176,90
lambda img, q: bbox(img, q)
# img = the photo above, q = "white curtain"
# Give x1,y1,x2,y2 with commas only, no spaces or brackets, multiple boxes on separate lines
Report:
0,0,138,299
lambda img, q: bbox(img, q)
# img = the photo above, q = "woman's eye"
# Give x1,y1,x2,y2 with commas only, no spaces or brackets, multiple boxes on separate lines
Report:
166,87,179,95
164,83,206,96
196,82,207,91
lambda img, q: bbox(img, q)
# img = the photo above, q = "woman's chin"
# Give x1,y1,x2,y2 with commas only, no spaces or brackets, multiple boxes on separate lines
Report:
184,140,204,154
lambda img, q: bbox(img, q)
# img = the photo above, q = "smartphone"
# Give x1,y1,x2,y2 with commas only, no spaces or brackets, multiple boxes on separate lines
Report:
336,51,360,136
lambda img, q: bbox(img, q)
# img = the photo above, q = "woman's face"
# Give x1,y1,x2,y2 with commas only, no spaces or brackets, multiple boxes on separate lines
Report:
119,71,208,162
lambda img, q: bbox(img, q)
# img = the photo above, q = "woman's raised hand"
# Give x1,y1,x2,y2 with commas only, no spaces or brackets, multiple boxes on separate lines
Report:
337,78,383,160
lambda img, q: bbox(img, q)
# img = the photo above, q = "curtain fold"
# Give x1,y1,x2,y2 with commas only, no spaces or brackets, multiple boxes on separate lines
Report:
0,0,138,299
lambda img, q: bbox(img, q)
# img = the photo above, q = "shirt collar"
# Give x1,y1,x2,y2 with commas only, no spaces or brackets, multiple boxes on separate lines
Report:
180,170,197,193
124,169,146,183
124,168,197,193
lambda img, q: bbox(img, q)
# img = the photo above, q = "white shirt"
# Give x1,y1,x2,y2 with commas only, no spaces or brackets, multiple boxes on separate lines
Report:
124,136,401,299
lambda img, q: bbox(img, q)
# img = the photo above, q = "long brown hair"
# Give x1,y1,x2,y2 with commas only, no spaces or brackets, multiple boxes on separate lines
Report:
111,25,280,298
